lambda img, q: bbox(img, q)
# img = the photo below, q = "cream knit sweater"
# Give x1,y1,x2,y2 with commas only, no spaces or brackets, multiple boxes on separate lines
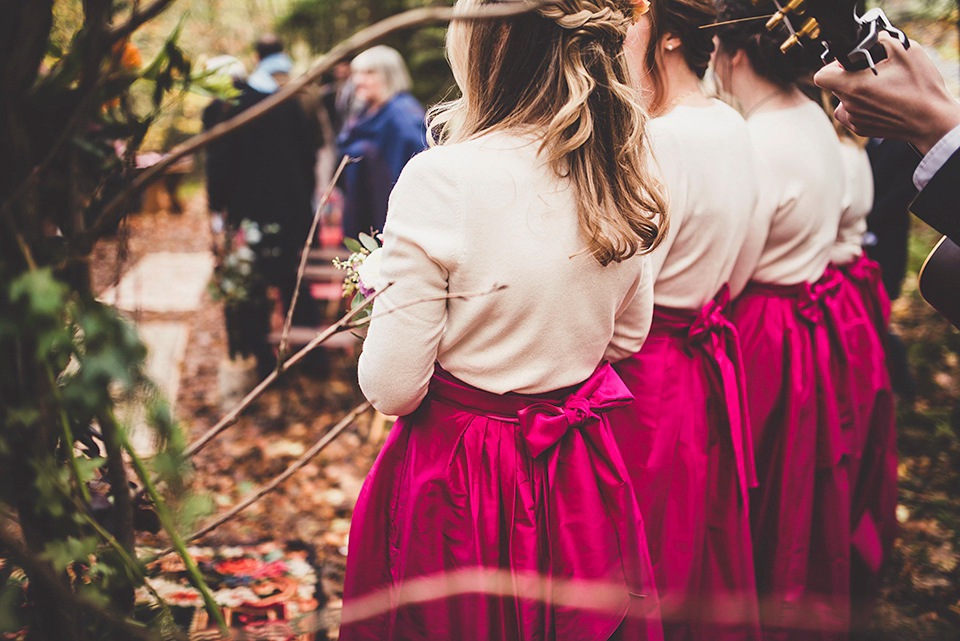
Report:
357,132,655,416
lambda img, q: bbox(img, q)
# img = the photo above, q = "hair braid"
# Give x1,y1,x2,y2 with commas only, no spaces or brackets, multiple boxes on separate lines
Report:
430,0,668,265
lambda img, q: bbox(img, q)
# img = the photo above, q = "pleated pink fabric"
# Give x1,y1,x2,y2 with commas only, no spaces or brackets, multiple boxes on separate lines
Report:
730,277,851,641
827,254,897,627
841,253,891,336
610,287,762,641
339,364,664,641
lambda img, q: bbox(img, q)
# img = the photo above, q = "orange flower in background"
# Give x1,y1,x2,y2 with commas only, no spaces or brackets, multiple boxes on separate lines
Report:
111,38,142,71
632,0,650,19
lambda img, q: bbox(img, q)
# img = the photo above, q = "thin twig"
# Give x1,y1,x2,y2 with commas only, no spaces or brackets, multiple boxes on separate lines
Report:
182,285,392,459
345,284,509,328
185,281,507,458
107,0,180,42
75,504,185,640
76,0,553,252
152,401,371,558
46,364,92,505
278,155,353,363
5,214,37,271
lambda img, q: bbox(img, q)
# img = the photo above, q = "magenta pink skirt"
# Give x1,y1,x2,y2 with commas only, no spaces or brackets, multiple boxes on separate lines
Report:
339,364,663,641
730,278,851,640
610,287,761,641
829,255,897,620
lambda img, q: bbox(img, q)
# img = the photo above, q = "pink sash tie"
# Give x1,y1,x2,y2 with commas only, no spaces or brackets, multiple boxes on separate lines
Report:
836,252,891,334
427,363,655,628
516,373,635,459
650,285,757,509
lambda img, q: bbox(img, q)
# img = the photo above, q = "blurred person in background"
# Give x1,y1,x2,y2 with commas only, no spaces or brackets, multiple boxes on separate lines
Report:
213,34,321,377
337,45,427,240
321,58,359,137
201,54,248,239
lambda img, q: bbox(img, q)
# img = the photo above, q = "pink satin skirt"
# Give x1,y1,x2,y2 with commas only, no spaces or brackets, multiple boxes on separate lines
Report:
610,288,761,641
731,278,851,641
339,364,663,641
829,255,897,624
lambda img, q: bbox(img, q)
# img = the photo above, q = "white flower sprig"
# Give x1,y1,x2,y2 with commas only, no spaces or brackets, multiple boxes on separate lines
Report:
333,232,382,331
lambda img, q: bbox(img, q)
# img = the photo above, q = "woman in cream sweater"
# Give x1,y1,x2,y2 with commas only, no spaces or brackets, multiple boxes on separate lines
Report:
339,1,670,639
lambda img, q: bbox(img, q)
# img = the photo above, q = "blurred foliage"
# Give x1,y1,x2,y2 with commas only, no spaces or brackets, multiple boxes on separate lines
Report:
0,1,232,638
872,216,960,640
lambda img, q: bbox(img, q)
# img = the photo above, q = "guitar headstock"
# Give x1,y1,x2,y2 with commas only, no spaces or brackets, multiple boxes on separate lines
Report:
756,0,908,73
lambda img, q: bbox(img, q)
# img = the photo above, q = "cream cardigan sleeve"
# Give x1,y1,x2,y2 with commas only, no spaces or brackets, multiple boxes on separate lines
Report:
604,253,654,362
357,149,463,416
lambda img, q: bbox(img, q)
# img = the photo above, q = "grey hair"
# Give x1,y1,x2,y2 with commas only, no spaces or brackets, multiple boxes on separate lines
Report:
351,45,413,101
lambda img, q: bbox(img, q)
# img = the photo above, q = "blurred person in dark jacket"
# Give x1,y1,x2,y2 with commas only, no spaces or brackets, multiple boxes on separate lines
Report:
337,45,428,239
201,55,248,235
208,35,321,376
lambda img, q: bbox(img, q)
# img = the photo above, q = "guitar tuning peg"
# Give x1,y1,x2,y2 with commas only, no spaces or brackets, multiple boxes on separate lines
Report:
781,34,800,52
780,17,819,53
765,0,805,32
797,16,820,38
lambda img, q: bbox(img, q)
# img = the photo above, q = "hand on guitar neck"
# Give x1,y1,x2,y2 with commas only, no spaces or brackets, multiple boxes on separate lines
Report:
814,32,960,155
814,32,960,329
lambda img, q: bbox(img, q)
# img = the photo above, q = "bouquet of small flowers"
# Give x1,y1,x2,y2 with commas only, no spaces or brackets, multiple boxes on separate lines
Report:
209,219,279,359
333,232,383,328
209,219,269,307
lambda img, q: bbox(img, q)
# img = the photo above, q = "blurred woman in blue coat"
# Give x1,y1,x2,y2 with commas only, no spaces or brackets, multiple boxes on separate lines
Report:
338,45,428,239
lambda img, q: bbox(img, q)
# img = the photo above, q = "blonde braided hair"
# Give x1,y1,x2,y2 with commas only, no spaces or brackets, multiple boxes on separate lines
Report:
430,0,668,265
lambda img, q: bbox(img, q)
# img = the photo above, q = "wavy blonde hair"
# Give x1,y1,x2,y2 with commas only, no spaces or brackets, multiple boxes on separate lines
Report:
430,0,668,266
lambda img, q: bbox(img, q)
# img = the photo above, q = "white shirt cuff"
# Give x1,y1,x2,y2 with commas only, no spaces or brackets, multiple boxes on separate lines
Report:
914,124,960,190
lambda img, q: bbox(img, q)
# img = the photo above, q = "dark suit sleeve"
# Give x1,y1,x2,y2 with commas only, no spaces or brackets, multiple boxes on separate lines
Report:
911,147,960,245
202,99,231,212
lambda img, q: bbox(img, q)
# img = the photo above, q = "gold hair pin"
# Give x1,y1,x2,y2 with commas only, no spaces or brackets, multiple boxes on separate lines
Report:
699,15,776,29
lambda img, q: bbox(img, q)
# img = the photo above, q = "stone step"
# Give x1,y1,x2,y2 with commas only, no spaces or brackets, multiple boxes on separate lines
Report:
99,251,215,313
308,247,350,263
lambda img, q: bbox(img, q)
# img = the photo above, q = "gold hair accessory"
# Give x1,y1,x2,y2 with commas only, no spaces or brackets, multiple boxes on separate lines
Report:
632,0,650,20
698,15,775,29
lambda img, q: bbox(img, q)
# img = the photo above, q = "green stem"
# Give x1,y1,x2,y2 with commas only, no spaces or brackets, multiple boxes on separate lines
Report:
76,508,181,637
118,428,229,635
40,440,183,638
45,364,92,504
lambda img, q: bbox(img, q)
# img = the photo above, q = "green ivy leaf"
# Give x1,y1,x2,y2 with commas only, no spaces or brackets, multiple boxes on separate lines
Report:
9,268,68,322
4,407,41,429
343,238,364,254
40,536,99,573
74,457,106,483
0,575,26,634
358,232,380,253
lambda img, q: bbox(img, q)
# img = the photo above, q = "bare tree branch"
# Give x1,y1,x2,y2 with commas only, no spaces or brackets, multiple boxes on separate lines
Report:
182,284,393,459
107,0,179,42
74,0,553,254
181,280,510,460
346,284,508,329
278,155,353,362
152,401,371,557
